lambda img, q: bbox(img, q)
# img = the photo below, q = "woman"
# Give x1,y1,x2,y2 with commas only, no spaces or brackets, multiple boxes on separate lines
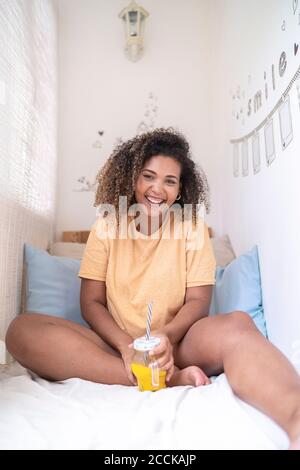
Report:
5,128,300,449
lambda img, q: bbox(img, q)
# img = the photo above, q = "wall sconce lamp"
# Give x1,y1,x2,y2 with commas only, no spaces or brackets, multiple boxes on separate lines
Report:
119,0,149,62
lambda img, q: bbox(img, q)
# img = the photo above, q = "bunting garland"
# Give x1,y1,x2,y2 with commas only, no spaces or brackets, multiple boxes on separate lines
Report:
231,64,300,177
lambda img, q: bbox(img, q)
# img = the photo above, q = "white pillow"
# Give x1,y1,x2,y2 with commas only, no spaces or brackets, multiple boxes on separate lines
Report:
49,242,86,260
50,236,235,268
211,235,236,267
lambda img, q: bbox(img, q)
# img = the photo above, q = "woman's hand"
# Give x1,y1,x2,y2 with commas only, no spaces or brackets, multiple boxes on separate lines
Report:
119,343,137,386
149,331,175,382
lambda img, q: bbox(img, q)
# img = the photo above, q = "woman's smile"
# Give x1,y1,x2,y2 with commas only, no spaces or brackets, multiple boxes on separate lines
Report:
144,195,166,206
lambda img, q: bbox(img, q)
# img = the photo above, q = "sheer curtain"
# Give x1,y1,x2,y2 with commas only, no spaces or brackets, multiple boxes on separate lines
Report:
0,0,58,362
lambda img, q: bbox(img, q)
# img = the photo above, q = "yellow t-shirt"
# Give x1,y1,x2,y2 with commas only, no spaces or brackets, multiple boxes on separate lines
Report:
78,215,216,339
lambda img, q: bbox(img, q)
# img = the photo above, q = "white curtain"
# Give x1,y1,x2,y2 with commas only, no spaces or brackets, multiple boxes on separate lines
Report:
0,0,58,362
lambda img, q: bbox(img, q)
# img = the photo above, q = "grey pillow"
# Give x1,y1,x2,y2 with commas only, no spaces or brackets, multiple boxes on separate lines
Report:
211,235,236,267
49,242,86,260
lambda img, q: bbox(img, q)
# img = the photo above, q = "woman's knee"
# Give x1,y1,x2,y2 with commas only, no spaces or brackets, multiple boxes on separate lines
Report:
226,311,255,328
5,313,52,357
216,310,259,362
220,311,257,349
5,314,33,358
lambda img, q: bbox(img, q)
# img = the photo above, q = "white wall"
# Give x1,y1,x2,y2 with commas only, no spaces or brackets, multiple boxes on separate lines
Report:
56,0,300,368
56,0,219,240
213,0,300,368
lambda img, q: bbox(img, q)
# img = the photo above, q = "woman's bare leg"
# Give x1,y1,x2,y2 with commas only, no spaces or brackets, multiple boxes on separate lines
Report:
173,311,300,447
5,313,132,386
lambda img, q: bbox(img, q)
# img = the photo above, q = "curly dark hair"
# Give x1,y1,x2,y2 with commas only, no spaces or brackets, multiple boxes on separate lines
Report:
94,128,210,224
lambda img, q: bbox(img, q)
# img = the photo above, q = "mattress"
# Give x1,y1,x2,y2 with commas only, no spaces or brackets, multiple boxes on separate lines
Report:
0,363,289,450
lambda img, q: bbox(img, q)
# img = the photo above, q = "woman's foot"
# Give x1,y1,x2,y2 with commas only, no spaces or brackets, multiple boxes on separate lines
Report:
167,365,211,387
286,409,300,450
289,435,300,450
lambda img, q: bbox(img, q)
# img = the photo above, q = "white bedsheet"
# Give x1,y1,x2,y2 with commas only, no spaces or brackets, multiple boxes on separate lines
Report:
0,363,289,450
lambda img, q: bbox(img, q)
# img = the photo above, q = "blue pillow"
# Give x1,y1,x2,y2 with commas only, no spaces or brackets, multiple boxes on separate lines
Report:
24,244,88,327
209,246,267,337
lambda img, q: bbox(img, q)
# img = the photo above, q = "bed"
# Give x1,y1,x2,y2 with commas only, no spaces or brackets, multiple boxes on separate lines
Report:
0,362,289,450
0,232,288,450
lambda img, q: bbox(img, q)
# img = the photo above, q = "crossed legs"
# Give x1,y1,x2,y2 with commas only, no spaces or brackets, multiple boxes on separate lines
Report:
5,310,300,448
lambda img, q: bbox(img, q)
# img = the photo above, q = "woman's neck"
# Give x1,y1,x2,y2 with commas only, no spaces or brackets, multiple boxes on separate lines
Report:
134,212,163,236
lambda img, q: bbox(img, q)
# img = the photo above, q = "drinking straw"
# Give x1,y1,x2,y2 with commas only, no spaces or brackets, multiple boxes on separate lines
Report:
146,300,153,340
144,300,153,365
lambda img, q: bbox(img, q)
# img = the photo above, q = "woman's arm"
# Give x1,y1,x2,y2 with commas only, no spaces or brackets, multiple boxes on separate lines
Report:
80,278,133,353
161,285,213,345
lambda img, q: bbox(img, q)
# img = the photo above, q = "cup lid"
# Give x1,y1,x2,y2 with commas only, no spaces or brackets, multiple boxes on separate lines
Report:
133,336,161,352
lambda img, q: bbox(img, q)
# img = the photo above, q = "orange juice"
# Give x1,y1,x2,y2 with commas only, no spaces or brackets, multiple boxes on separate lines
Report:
131,336,167,392
131,362,166,391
